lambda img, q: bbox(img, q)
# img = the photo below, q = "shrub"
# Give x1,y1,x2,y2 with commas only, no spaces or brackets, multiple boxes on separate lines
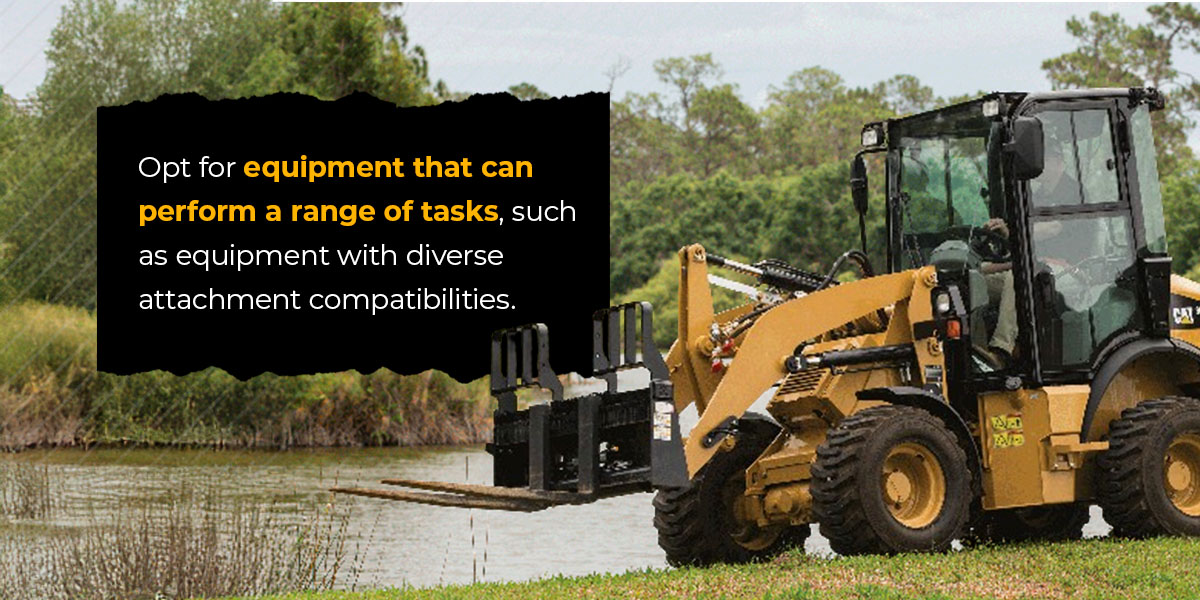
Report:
0,301,493,448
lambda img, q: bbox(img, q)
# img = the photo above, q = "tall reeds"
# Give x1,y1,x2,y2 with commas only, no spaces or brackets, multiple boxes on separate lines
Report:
0,479,359,599
0,301,493,449
0,462,55,519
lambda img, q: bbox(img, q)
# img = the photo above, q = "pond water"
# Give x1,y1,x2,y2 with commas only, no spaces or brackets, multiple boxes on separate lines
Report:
4,445,661,589
4,441,1114,591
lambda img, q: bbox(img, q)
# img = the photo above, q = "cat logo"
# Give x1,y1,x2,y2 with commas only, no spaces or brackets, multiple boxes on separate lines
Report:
1176,306,1196,326
1171,295,1200,330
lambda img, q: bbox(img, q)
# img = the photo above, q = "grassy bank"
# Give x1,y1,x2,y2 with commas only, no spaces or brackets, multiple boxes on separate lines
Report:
226,537,1200,600
0,302,492,449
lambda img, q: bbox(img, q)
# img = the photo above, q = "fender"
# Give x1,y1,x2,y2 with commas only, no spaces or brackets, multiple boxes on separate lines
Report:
1081,336,1200,441
857,386,983,495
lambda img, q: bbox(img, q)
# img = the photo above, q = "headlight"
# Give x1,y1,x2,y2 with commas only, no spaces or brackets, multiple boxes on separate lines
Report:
982,99,1001,118
861,127,880,147
935,292,952,315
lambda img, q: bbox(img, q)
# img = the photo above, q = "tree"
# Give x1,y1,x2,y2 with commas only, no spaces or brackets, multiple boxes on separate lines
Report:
609,54,761,185
5,0,440,308
873,74,937,117
1163,167,1200,276
608,61,936,299
608,58,934,187
274,3,436,105
760,161,887,273
609,91,680,186
507,82,550,100
1042,4,1200,175
0,90,29,186
602,56,632,93
652,54,723,131
759,68,934,174
610,173,768,297
686,84,761,177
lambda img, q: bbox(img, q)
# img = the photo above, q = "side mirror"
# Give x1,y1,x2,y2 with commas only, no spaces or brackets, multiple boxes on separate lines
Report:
850,155,869,215
1007,116,1044,180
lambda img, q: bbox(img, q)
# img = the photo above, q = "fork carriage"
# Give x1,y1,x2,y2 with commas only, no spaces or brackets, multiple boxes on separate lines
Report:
332,302,687,510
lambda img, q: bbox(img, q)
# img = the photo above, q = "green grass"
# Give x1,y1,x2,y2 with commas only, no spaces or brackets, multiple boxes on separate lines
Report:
220,537,1200,600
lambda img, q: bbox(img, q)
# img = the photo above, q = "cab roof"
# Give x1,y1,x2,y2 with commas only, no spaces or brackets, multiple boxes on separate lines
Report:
890,87,1157,127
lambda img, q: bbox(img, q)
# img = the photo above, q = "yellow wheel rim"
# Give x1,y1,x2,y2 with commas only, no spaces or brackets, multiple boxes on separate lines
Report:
1165,433,1200,517
881,442,946,529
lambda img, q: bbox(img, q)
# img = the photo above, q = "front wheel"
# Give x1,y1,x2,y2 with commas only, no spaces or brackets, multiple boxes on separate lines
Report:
653,415,809,566
811,405,973,555
1097,397,1200,538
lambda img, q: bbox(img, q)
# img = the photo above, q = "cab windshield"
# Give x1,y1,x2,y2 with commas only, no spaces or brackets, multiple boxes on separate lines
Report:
892,101,1004,270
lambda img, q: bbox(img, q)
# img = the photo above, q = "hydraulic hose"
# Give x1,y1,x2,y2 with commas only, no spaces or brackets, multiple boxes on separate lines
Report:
816,250,876,291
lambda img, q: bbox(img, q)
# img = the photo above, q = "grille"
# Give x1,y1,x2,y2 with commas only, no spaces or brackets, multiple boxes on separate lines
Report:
778,368,826,396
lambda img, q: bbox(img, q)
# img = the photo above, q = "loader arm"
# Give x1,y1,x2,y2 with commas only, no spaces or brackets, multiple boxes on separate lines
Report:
682,249,926,477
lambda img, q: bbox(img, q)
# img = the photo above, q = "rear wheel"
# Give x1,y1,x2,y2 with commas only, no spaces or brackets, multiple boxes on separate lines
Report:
653,415,809,566
1097,397,1200,538
965,503,1089,545
811,405,972,555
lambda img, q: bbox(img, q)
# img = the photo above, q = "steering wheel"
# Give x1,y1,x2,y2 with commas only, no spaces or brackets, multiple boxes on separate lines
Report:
1041,257,1095,309
945,225,1011,263
1051,255,1106,289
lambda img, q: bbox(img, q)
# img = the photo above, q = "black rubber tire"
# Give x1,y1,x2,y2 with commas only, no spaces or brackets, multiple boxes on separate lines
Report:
965,503,1089,545
811,405,973,555
653,415,810,567
1097,396,1200,538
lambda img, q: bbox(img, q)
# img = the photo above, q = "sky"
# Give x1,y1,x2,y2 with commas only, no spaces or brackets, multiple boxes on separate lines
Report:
2,3,1197,126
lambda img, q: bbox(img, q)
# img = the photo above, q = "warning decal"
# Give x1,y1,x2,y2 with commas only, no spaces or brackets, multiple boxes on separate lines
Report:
989,413,1025,448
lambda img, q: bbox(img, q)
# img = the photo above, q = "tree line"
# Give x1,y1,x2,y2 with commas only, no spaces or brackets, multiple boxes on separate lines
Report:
0,0,443,308
3,1,1200,348
609,4,1200,347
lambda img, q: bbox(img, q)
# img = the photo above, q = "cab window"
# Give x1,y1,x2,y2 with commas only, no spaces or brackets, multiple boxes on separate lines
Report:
1031,109,1119,207
1131,104,1167,254
1028,107,1138,371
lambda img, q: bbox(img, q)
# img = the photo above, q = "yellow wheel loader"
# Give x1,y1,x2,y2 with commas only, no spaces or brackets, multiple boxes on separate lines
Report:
336,87,1200,563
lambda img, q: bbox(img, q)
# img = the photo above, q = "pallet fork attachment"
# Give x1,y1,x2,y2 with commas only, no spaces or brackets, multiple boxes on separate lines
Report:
330,302,687,511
